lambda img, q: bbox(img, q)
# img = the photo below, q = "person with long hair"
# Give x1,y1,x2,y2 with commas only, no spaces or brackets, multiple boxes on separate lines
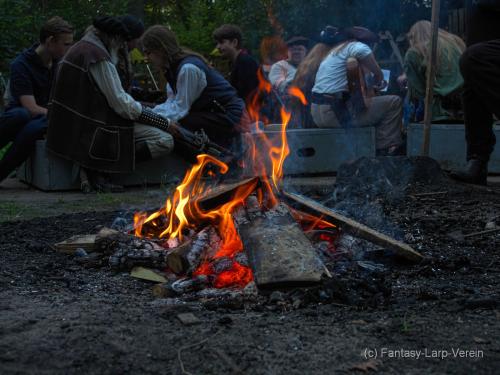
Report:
142,25,244,152
398,20,466,121
310,26,404,155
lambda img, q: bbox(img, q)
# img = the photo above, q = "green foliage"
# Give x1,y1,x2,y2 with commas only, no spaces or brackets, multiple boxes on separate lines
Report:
0,0,445,75
0,0,129,71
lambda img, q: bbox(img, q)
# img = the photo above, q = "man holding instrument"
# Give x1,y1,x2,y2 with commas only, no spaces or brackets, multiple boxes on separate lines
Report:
310,26,404,156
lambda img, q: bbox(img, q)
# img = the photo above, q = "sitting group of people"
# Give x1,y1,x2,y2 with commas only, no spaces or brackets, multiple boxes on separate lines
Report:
0,0,499,191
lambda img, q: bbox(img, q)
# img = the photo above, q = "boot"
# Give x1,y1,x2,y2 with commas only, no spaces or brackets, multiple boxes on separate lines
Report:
450,159,488,186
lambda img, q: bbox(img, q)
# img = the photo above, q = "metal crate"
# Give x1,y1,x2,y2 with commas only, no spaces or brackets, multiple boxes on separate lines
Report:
407,123,500,173
17,140,189,191
248,127,376,175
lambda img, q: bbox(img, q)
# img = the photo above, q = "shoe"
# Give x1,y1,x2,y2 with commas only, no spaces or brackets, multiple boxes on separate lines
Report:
88,170,125,193
449,159,488,186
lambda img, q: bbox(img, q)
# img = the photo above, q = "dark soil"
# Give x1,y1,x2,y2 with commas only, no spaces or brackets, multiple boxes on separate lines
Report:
1,169,500,374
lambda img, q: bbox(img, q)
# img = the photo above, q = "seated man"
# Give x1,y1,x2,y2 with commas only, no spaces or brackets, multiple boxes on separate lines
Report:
310,26,404,156
213,24,259,105
47,16,174,192
269,36,309,95
0,16,73,183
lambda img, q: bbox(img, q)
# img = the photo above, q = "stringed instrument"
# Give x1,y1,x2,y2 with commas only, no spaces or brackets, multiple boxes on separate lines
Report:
346,57,376,114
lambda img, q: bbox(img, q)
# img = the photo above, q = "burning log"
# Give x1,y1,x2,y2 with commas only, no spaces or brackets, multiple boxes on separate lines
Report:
238,201,324,289
282,191,423,263
167,227,213,275
196,177,260,211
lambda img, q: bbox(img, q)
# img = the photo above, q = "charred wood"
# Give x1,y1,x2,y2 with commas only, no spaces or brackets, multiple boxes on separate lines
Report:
282,191,423,263
238,201,324,289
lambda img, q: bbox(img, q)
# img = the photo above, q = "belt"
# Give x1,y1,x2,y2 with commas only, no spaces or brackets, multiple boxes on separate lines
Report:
311,92,350,105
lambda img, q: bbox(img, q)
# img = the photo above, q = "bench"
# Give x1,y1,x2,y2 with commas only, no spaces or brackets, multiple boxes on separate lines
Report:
17,140,190,191
407,123,500,173
248,126,376,175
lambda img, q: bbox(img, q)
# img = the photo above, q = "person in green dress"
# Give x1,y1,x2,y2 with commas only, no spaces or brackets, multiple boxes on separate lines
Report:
398,20,466,122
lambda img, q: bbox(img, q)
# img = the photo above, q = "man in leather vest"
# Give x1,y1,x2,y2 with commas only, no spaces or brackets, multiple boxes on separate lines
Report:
47,16,174,192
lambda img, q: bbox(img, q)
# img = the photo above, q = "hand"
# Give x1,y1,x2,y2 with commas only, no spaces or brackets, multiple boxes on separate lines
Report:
397,74,408,89
373,80,387,91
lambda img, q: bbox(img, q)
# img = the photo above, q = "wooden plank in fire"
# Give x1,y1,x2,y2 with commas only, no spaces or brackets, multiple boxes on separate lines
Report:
196,177,260,211
282,191,423,263
238,201,324,289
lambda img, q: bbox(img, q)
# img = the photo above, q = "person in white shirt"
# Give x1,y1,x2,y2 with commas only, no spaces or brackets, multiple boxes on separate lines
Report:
310,26,404,156
269,36,309,95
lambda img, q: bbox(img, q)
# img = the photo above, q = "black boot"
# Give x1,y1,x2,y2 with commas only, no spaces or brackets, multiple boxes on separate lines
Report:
450,159,488,186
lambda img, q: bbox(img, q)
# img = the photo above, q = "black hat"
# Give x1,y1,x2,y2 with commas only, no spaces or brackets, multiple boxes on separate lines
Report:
285,36,309,48
119,15,145,40
93,16,130,39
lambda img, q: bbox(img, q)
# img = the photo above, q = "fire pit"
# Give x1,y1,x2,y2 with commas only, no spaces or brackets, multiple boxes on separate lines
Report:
54,87,422,304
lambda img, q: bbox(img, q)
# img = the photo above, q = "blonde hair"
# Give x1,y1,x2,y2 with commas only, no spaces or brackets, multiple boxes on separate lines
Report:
407,20,465,69
292,43,334,96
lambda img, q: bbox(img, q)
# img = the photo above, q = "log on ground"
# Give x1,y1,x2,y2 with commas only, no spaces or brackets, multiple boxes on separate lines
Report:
238,201,324,289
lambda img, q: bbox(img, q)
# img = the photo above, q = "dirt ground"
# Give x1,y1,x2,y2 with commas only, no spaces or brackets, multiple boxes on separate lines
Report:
1,170,499,374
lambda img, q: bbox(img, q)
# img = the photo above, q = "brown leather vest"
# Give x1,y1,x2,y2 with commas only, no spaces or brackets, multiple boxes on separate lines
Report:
47,38,134,173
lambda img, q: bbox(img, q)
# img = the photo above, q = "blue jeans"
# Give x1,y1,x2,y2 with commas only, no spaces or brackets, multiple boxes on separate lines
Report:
0,107,47,182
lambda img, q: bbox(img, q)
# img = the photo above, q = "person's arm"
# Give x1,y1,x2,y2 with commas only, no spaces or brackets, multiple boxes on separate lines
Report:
9,61,47,116
89,60,142,120
268,62,289,93
152,64,207,122
19,95,47,116
359,53,384,87
403,49,426,99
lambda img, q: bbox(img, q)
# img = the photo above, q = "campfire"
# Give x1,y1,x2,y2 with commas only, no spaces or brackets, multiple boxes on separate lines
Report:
129,87,334,292
55,85,422,299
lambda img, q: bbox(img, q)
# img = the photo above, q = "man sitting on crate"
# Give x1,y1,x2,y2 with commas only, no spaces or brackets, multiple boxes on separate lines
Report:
47,16,176,193
0,17,73,184
309,26,405,156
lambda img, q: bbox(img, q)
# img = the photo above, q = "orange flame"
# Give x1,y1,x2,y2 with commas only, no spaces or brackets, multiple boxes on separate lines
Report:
288,86,308,105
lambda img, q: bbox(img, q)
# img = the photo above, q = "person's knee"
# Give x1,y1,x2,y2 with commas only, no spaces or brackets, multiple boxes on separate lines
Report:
6,107,31,124
22,117,47,140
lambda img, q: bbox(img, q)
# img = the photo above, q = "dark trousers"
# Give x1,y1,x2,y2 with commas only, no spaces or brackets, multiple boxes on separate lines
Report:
460,39,500,162
0,107,47,182
176,111,239,163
